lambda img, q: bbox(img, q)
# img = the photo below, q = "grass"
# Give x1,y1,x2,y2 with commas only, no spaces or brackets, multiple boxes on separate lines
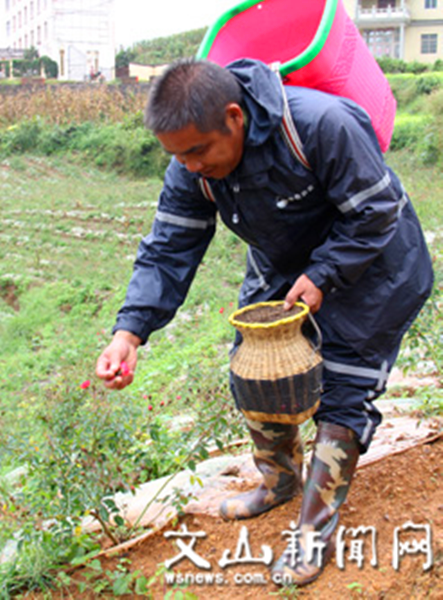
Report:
386,150,443,230
0,153,245,437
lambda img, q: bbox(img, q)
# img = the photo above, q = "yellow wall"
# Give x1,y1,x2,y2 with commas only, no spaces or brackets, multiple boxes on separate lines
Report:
404,23,443,62
128,63,167,81
410,0,442,20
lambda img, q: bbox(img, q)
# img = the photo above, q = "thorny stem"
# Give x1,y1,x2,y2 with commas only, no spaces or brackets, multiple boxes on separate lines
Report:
90,508,120,546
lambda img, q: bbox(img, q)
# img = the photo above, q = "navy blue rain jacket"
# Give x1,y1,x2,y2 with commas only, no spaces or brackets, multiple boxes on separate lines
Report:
114,59,433,364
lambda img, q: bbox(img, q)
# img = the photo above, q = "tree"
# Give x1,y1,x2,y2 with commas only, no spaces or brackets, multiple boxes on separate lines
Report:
41,55,58,79
115,48,137,69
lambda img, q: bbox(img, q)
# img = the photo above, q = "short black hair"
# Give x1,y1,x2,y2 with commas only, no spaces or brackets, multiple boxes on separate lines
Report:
145,58,242,134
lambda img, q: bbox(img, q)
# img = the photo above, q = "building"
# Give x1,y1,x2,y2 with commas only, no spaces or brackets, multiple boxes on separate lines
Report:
2,0,116,81
116,62,168,82
347,0,443,62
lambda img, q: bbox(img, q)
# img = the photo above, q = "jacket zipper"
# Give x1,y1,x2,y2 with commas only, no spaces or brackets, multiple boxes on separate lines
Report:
232,182,240,224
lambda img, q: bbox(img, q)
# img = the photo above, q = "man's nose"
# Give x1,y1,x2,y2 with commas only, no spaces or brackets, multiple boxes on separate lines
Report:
177,155,203,174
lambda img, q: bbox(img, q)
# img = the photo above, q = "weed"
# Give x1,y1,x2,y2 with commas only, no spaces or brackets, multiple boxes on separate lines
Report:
269,583,300,597
347,581,364,595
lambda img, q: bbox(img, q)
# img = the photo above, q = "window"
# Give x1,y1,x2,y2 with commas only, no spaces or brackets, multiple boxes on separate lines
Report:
363,29,400,58
425,0,437,8
421,33,438,53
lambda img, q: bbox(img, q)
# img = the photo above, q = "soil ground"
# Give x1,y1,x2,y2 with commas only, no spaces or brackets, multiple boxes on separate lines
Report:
59,435,443,599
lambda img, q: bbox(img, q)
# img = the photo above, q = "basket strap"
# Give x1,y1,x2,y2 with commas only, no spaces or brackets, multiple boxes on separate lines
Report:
307,312,323,352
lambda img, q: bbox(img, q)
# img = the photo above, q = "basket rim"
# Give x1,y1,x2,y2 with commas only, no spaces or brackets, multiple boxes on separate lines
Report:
229,300,309,330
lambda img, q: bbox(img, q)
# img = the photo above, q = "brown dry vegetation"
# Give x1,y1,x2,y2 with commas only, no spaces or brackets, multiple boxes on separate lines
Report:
0,85,148,125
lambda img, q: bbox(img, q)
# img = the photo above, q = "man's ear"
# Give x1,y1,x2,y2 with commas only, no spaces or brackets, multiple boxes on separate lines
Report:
225,103,244,128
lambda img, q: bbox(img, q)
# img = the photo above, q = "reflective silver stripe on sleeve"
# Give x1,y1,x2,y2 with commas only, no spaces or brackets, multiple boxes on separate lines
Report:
398,192,408,216
338,172,391,214
247,246,270,291
156,210,215,230
323,359,390,390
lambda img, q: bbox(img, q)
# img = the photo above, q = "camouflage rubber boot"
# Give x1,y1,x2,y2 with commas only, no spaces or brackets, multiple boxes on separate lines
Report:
219,418,304,520
271,421,360,585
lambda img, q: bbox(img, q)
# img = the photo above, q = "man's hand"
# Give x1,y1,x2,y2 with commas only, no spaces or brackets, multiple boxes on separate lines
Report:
284,274,323,313
96,330,142,390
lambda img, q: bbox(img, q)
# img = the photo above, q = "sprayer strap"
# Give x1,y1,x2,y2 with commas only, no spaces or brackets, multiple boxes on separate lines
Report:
199,176,216,202
275,71,311,171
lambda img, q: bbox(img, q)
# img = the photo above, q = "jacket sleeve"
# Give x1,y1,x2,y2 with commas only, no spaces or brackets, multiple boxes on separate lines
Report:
113,159,217,343
300,99,405,295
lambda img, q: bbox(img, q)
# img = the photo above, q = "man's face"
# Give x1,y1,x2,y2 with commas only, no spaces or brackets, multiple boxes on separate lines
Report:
156,104,245,180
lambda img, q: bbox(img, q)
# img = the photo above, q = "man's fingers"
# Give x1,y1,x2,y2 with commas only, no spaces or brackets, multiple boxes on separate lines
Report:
96,353,118,378
284,275,323,313
103,372,134,390
96,332,141,390
284,292,299,311
284,281,304,310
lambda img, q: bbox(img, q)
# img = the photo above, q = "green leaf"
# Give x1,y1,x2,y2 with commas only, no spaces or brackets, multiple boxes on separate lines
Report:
199,447,209,460
114,514,125,527
93,579,110,593
135,574,149,594
112,573,133,595
56,571,72,586
70,549,101,566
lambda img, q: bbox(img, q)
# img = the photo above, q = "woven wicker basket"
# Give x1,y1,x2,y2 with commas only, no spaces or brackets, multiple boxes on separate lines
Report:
229,301,322,424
